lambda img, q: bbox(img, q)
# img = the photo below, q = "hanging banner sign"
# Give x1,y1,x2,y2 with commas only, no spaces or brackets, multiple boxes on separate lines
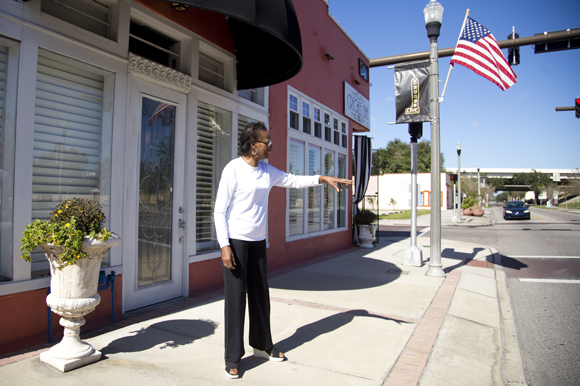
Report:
344,82,370,129
395,61,430,123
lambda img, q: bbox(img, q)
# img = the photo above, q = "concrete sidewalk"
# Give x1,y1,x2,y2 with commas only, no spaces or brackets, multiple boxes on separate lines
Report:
0,208,527,386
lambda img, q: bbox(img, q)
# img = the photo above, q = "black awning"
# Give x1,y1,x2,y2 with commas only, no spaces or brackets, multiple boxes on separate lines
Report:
158,0,303,90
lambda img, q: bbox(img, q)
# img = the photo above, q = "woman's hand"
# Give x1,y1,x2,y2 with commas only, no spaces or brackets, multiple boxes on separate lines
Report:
221,246,236,270
319,176,353,192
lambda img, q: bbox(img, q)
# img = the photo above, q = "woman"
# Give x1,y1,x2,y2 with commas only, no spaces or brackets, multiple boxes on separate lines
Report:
214,122,352,378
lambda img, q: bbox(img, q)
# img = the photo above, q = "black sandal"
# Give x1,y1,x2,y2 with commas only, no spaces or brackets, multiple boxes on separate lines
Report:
225,361,239,379
253,347,286,362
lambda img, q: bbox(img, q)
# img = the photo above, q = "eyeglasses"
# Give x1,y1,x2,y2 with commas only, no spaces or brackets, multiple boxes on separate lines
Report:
255,139,272,147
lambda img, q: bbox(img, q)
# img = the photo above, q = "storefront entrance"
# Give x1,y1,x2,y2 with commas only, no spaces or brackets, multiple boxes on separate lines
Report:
124,78,187,311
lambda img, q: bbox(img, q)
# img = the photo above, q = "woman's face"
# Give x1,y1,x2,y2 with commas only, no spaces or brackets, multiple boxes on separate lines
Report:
252,130,272,160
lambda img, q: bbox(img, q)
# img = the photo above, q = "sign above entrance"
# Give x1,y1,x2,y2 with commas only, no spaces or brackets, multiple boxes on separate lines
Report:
344,82,370,129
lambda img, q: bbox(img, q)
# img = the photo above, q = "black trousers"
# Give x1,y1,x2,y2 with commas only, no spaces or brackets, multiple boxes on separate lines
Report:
222,239,274,364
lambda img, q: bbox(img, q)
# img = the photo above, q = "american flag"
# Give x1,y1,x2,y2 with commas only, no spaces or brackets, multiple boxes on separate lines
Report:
148,102,171,124
450,17,517,91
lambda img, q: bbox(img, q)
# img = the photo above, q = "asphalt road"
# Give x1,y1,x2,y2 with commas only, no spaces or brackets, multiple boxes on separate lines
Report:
438,204,580,386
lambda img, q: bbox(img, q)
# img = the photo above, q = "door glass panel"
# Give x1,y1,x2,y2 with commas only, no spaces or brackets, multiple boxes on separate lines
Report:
196,102,232,253
138,97,175,287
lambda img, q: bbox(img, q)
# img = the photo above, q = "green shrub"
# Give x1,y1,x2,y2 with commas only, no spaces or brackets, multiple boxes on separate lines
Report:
461,197,477,210
355,209,378,225
20,198,111,270
50,197,106,235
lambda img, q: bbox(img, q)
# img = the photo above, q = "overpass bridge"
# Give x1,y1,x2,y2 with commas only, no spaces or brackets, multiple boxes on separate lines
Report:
444,167,579,192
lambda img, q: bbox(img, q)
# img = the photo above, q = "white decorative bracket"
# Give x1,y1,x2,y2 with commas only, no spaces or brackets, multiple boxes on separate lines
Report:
128,53,193,93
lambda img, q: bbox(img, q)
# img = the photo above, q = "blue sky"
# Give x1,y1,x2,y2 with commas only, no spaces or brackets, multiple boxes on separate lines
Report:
328,0,580,170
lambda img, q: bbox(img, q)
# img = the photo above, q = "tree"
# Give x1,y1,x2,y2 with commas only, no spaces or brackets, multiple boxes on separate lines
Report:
513,169,551,205
565,169,580,196
487,177,506,191
389,197,397,210
371,138,445,174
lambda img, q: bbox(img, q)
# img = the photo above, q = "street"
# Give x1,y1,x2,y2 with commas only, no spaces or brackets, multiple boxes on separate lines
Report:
438,205,580,386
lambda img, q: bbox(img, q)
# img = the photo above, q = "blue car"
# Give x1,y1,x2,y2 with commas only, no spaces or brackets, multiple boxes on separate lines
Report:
503,201,531,220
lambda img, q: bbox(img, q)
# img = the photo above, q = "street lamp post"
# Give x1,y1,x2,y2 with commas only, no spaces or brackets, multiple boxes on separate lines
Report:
477,164,481,206
456,142,462,223
404,123,423,266
424,0,445,277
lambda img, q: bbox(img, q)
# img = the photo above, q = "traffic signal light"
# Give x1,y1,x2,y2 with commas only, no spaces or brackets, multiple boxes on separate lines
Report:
576,98,580,119
508,33,520,65
450,174,458,182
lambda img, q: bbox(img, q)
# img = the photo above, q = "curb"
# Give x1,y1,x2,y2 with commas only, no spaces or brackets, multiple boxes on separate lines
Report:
491,248,529,386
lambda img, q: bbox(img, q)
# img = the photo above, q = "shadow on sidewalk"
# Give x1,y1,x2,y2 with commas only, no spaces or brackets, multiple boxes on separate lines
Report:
241,309,410,373
100,319,218,355
441,247,490,273
270,257,401,291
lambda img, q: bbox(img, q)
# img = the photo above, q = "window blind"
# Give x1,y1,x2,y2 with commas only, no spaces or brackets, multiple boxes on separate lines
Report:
32,55,105,221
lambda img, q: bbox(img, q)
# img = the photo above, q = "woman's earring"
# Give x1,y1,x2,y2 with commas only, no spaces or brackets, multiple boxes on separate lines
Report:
253,148,257,155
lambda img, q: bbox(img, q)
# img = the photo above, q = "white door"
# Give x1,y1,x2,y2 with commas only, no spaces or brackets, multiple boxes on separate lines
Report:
124,78,187,311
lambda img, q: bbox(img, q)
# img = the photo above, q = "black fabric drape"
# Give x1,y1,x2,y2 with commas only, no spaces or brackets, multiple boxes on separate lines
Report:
353,136,372,246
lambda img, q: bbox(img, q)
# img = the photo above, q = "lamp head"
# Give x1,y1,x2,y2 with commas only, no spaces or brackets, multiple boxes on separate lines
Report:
424,0,443,38
456,142,461,155
424,0,444,24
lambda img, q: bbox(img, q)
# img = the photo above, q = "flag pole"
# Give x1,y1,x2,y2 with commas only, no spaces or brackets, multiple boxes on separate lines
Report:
440,9,470,101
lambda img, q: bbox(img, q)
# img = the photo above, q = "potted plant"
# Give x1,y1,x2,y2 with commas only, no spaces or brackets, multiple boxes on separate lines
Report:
20,197,121,372
354,209,378,248
461,197,477,216
471,204,484,217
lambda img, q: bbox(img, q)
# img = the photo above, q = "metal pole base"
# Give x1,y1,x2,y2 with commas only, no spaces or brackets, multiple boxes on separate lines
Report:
426,263,446,277
403,245,423,267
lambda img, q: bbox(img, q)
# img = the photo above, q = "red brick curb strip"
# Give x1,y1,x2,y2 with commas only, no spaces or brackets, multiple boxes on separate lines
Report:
382,270,461,386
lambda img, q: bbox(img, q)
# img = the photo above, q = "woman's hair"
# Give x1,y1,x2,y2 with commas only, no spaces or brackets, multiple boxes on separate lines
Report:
239,121,268,156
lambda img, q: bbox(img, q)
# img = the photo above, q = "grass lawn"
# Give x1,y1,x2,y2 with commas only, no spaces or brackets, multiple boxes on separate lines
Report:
379,210,431,220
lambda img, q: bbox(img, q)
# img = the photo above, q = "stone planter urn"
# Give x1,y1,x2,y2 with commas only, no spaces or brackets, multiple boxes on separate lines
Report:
39,233,121,372
472,208,484,217
462,208,473,216
358,224,378,248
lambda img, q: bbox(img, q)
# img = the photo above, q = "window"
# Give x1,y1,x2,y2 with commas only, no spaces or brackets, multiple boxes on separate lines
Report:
313,107,322,139
323,150,335,230
341,121,348,148
333,118,340,146
302,102,311,135
324,113,331,142
289,94,299,130
307,145,321,233
41,0,114,40
129,20,181,69
199,53,225,89
286,88,348,239
30,51,113,277
0,41,17,282
288,139,304,236
196,102,232,253
337,154,347,227
239,88,265,106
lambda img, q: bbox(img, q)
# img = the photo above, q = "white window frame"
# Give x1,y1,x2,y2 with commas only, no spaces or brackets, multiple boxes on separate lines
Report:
0,0,128,58
130,4,193,76
0,24,126,297
195,41,234,93
285,86,349,242
185,88,268,265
